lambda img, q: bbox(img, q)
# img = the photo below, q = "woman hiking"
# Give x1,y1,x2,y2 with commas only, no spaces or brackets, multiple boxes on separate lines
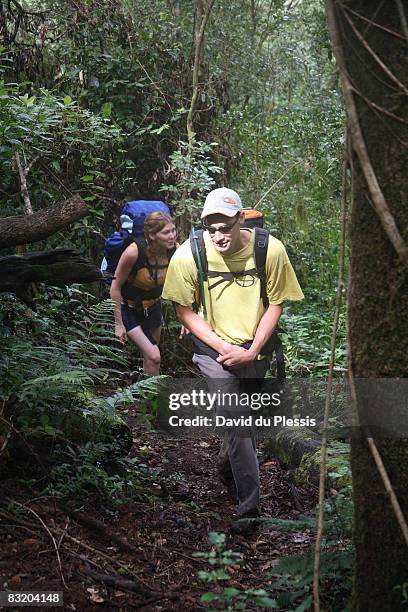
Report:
110,211,177,374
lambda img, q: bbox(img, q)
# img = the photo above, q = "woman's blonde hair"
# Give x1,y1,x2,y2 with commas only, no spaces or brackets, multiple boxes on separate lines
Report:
143,211,174,241
143,212,175,258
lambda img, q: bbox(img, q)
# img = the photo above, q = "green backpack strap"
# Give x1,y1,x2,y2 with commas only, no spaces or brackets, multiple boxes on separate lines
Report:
190,228,208,320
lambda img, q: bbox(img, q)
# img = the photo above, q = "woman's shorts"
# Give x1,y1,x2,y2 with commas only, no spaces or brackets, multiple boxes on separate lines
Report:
121,301,164,334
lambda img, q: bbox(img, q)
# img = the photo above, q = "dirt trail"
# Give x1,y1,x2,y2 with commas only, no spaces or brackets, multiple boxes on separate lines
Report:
0,420,317,611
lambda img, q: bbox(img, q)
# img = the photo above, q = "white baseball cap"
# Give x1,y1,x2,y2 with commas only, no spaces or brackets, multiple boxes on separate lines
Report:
201,187,243,219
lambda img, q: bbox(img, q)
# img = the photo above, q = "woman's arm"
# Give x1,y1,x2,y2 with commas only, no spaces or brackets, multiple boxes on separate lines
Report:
110,243,139,344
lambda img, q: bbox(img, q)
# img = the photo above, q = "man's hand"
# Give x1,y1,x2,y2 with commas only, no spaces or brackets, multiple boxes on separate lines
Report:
115,323,127,345
178,325,190,340
216,345,257,369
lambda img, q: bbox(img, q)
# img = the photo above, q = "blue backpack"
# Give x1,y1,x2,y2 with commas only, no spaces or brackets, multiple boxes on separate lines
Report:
102,200,170,285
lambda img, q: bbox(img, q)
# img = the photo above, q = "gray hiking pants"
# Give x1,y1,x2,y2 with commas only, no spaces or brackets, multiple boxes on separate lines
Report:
192,353,269,517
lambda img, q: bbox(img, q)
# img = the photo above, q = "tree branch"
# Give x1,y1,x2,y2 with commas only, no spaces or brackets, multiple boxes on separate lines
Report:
352,86,408,127
9,0,50,16
0,194,88,248
325,0,408,267
186,0,216,150
344,6,405,41
14,151,34,215
0,249,102,298
342,7,408,97
394,0,408,43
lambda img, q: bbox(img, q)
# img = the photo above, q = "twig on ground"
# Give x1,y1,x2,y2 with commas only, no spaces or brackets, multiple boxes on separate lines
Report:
0,508,153,591
6,498,68,589
80,568,154,596
133,592,179,609
57,518,70,548
61,506,140,554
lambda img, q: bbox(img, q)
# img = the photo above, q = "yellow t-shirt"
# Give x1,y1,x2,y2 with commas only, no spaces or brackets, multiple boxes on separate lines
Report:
162,229,304,344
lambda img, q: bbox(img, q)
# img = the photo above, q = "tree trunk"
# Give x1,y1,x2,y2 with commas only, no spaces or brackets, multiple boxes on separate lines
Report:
0,249,102,304
327,1,408,609
0,195,88,248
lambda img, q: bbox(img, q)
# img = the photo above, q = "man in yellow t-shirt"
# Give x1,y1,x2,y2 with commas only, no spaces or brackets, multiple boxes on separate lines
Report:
162,187,304,534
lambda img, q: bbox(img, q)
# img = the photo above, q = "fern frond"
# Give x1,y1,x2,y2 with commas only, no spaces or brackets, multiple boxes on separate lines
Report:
92,375,169,413
259,515,316,532
21,369,93,392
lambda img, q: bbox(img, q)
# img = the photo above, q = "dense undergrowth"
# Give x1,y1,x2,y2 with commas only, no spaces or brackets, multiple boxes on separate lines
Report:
0,287,166,509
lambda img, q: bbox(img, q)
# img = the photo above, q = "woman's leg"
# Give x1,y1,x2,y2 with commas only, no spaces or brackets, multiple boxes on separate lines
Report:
149,326,161,345
127,325,161,375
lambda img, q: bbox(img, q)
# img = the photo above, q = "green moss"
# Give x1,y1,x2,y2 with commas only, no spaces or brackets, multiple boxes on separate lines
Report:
295,441,351,488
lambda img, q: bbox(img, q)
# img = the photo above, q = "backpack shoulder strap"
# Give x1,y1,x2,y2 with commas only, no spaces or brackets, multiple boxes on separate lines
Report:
190,229,208,319
253,227,286,381
130,236,148,275
253,226,269,307
190,229,207,278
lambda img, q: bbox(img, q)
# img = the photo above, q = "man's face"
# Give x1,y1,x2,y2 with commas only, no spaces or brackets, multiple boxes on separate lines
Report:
203,212,244,254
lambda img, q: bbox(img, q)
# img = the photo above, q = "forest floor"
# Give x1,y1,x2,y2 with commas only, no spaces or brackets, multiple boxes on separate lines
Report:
0,410,318,612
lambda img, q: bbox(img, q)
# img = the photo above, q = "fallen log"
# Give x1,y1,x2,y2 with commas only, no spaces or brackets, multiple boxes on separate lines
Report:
0,248,102,302
264,427,321,470
0,194,88,248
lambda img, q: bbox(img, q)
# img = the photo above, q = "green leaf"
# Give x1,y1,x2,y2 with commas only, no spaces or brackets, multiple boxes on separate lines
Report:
208,532,226,547
200,592,218,602
40,414,50,426
254,596,279,608
223,587,240,598
102,102,112,118
63,95,72,105
294,595,313,612
80,175,94,183
150,123,169,134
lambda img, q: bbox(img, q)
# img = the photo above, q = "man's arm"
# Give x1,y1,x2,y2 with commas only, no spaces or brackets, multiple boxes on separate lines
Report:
217,304,282,368
175,304,233,355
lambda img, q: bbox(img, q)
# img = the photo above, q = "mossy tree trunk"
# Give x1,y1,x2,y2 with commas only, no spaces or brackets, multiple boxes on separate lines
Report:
330,2,408,609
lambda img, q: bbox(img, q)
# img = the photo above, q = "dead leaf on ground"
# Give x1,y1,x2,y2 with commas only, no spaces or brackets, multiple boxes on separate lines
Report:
260,559,279,571
87,587,104,604
9,575,22,587
261,461,278,469
22,538,41,549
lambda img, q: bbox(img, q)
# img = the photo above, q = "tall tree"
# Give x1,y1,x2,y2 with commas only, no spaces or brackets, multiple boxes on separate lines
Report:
326,0,408,609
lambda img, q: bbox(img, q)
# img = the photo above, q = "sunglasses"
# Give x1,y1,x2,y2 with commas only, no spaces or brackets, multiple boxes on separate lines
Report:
203,216,239,235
